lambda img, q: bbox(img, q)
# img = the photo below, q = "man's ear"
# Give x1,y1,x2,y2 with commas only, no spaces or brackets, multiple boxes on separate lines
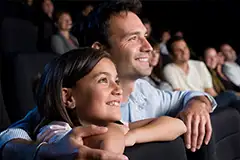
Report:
91,42,102,50
62,88,76,109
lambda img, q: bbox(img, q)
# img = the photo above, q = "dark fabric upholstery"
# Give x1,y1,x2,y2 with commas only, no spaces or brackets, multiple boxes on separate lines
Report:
0,18,38,53
1,53,56,123
212,107,240,160
0,54,10,131
124,137,187,160
0,82,10,132
187,107,240,160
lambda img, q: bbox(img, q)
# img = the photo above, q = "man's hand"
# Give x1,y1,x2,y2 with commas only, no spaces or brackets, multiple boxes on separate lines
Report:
177,97,212,152
39,125,128,160
124,131,136,147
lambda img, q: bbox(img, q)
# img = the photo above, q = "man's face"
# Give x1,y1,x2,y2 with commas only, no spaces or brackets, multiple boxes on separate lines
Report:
42,0,54,15
220,44,237,62
171,40,190,63
107,12,153,80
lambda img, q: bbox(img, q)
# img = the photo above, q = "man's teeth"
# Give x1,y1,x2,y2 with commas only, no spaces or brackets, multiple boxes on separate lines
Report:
138,58,148,62
107,101,120,106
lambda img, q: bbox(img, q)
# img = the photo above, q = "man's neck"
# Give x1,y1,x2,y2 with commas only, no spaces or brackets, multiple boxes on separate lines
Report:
120,78,135,103
175,61,189,74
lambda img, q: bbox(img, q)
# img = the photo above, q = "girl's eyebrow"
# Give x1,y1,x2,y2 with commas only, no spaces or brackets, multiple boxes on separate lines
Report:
92,72,111,78
93,71,118,79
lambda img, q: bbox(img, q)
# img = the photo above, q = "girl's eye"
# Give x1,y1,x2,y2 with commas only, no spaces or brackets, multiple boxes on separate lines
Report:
98,78,108,83
115,78,120,85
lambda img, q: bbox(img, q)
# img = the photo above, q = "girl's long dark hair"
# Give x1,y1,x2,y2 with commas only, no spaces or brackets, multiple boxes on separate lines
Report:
34,47,111,128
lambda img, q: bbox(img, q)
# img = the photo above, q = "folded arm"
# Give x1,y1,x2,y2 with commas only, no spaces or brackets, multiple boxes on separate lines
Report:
125,116,186,146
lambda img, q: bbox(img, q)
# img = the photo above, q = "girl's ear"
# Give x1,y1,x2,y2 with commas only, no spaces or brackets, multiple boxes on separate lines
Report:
62,88,76,109
91,41,102,50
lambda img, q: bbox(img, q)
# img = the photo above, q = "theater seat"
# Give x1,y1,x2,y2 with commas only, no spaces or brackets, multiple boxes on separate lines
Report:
0,81,10,132
187,107,240,160
1,52,56,123
212,107,240,160
124,137,187,160
0,18,38,53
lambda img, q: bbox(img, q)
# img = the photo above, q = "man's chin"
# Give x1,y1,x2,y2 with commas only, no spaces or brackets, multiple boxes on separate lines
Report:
139,70,152,78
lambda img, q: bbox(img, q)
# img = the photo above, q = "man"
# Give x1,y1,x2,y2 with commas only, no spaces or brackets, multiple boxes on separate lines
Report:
163,37,238,108
220,43,240,87
0,0,216,159
72,4,94,45
141,18,152,38
160,30,171,55
36,0,57,52
163,37,216,95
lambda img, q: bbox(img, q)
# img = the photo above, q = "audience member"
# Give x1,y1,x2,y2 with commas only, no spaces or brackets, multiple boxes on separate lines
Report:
204,47,240,93
174,30,184,38
72,4,94,45
36,0,57,52
20,0,36,21
220,43,240,87
142,37,173,91
160,30,171,55
142,18,152,38
0,1,217,159
51,11,79,54
163,36,239,108
174,30,198,60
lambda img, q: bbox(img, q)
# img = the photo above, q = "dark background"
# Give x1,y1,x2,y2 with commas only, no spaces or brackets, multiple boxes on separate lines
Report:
3,0,240,57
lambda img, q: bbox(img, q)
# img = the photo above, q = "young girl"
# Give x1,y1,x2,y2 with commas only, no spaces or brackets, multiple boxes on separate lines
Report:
34,48,187,154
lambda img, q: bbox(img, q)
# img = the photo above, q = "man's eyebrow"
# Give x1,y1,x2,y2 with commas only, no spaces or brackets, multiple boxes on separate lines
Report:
122,31,144,39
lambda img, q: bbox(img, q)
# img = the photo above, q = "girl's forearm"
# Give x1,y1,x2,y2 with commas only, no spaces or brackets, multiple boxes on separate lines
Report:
126,116,187,143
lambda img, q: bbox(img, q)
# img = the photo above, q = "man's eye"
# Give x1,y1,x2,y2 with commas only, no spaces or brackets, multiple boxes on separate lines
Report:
128,36,137,41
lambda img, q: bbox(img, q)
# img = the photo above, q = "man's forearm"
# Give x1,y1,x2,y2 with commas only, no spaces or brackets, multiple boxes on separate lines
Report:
1,139,49,160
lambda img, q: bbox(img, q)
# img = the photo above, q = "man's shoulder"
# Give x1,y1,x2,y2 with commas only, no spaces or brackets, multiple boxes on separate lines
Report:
134,79,163,96
135,78,153,88
223,62,235,69
189,60,207,69
189,60,204,66
163,63,175,71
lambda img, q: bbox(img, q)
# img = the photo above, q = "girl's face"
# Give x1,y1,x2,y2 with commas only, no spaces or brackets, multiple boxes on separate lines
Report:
71,58,123,126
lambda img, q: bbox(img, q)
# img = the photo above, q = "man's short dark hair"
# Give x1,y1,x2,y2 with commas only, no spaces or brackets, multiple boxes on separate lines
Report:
166,36,185,55
80,0,142,47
